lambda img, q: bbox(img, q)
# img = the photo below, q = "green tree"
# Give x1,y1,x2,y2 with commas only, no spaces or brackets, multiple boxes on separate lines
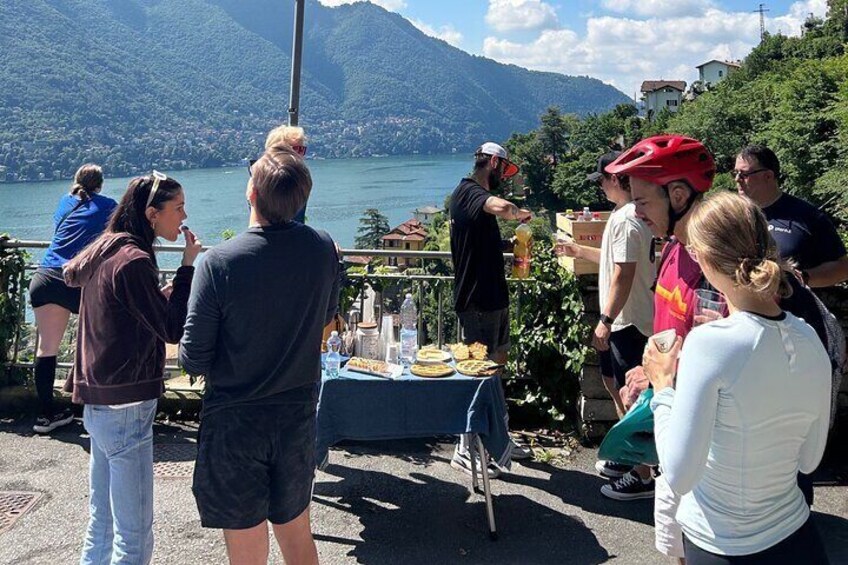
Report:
355,208,390,250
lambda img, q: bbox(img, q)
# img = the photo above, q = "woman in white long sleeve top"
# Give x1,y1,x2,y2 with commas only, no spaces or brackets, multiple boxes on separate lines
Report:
643,192,831,564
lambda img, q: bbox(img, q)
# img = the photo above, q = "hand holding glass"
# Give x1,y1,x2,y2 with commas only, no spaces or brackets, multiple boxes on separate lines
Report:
554,233,579,258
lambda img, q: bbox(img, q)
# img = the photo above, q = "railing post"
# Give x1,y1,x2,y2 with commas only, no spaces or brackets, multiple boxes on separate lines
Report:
516,284,522,324
12,269,26,366
416,279,424,348
436,284,443,348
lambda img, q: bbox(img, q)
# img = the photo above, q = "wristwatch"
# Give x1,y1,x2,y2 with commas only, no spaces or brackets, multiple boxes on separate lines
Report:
599,314,614,326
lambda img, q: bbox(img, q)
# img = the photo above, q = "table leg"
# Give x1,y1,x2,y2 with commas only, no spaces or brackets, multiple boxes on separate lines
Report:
468,434,479,492
476,435,497,540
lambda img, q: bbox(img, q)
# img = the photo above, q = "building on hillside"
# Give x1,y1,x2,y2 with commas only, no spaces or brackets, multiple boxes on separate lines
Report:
413,205,441,225
343,254,372,268
696,60,741,88
381,218,427,268
641,80,686,120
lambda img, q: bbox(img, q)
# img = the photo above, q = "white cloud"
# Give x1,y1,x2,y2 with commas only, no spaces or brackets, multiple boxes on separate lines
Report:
409,19,464,47
771,0,828,35
482,0,827,97
318,0,407,11
485,0,559,32
601,0,712,18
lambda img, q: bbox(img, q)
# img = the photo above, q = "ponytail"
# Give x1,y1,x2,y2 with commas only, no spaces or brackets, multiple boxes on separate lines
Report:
70,163,103,200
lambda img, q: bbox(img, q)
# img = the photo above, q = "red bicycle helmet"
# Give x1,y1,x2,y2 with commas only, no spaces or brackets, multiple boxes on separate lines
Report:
605,135,715,192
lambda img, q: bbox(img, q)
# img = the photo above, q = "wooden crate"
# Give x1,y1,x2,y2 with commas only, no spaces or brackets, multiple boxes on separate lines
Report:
556,211,610,276
558,255,598,275
556,211,611,246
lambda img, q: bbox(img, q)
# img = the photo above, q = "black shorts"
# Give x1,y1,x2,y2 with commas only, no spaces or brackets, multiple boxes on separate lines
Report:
682,517,828,564
457,307,510,356
192,401,318,530
599,325,648,388
29,267,81,313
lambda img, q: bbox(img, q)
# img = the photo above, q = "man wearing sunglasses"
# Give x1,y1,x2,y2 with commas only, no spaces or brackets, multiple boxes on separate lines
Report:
734,145,848,288
449,142,532,477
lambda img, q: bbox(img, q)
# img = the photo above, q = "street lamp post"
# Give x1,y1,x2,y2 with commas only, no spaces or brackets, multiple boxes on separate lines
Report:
288,0,305,126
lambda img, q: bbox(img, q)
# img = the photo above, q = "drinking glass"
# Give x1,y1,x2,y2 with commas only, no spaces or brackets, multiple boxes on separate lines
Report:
693,289,726,327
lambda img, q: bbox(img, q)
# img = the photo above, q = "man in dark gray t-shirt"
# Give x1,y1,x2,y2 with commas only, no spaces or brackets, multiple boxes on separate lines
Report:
180,145,339,564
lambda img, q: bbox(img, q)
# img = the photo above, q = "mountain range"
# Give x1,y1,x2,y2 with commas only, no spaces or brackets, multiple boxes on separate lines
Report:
0,0,630,181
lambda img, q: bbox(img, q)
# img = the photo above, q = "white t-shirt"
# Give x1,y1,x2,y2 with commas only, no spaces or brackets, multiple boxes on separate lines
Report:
652,311,831,556
598,202,654,336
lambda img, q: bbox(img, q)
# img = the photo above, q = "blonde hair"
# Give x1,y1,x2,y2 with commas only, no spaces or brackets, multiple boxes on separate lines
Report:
265,125,306,150
688,191,792,298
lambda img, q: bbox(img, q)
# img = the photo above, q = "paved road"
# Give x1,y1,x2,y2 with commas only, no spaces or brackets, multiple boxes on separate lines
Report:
0,417,845,564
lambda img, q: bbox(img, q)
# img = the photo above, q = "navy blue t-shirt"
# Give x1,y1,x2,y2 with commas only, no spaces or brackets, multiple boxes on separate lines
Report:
763,193,846,270
42,193,117,268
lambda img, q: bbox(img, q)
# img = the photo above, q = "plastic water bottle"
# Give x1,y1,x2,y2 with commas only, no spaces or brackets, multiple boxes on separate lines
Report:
582,206,592,221
326,331,342,377
399,293,418,367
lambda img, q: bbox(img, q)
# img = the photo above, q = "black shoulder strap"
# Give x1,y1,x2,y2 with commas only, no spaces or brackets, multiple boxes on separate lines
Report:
651,238,674,292
55,196,89,234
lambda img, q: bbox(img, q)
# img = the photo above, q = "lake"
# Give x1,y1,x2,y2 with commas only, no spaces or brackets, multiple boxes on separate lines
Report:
0,154,471,258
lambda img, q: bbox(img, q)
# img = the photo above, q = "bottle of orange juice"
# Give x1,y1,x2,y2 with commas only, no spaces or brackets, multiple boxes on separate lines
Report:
512,223,532,279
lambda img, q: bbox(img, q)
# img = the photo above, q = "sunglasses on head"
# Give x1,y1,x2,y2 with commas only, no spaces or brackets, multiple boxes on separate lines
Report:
146,170,167,208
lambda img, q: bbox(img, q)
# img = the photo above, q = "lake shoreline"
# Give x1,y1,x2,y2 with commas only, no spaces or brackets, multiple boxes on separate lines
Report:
0,152,464,186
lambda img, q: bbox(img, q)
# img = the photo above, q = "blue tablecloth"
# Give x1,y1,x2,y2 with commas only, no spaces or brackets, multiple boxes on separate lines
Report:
316,365,512,469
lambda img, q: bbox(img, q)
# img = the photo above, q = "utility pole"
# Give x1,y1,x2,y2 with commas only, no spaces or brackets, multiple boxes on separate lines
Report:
288,0,305,126
753,3,770,43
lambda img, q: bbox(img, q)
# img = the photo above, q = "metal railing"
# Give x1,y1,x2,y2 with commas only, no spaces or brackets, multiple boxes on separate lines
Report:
1,239,531,390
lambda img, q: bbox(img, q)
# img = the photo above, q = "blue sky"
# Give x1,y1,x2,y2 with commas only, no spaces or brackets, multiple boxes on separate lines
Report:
319,0,828,96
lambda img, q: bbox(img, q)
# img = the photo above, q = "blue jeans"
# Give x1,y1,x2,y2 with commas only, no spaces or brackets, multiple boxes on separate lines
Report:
81,399,157,565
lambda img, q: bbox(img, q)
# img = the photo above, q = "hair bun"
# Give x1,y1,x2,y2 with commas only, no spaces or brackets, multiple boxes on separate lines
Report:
736,257,786,297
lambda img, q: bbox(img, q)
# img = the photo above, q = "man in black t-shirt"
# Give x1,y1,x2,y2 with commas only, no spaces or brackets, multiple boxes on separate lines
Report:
735,145,848,287
735,144,847,507
449,142,532,475
450,142,531,362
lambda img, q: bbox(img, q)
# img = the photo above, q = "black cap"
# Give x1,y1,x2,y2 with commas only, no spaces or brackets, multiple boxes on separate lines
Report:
587,151,621,183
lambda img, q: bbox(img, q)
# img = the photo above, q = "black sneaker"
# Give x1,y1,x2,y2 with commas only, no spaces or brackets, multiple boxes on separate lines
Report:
33,409,74,434
600,470,655,500
594,460,633,479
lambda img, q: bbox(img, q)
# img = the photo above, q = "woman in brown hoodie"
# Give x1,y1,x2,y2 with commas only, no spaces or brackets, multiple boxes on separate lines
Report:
64,172,202,565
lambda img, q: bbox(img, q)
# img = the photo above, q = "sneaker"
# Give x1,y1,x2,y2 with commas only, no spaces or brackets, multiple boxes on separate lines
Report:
594,460,633,479
451,448,502,479
600,470,655,501
33,409,74,434
509,439,534,461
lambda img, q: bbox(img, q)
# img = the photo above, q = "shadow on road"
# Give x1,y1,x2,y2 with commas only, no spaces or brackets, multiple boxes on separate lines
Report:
314,458,611,564
502,459,655,527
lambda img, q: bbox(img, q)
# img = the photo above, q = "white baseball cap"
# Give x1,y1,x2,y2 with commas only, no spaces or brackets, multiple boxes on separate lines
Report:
476,142,520,179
